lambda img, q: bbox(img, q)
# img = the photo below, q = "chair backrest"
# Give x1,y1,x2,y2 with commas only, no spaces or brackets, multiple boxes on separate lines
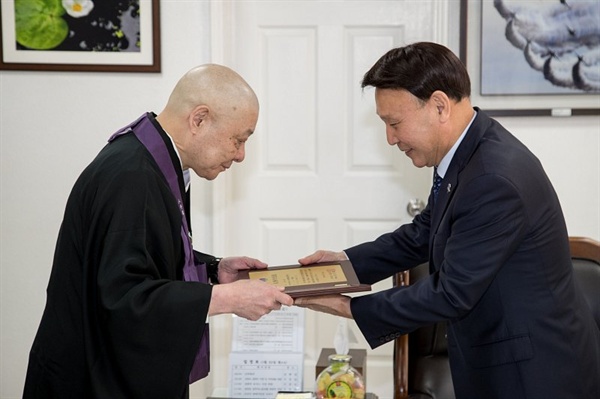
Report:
392,236,600,399
392,271,410,399
393,263,454,399
569,236,600,328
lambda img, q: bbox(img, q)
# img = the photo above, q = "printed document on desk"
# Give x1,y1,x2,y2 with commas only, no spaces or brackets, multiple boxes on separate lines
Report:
229,306,305,397
231,306,304,353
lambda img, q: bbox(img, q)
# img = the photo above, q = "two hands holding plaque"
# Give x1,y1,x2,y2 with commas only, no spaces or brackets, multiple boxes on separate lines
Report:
238,251,371,319
238,260,371,298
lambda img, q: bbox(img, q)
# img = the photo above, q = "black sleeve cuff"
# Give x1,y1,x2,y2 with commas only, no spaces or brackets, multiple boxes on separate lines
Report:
206,257,222,284
193,250,221,284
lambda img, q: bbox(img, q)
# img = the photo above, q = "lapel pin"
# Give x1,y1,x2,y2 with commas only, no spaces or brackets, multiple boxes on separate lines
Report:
447,183,452,193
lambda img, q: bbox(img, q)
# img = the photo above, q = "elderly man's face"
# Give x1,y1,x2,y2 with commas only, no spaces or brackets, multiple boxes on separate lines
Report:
375,88,444,168
189,108,258,180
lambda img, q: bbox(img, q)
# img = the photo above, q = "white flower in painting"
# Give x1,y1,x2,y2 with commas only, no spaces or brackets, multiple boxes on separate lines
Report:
62,0,94,18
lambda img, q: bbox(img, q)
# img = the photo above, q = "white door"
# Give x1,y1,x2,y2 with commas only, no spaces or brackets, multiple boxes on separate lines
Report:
207,1,451,397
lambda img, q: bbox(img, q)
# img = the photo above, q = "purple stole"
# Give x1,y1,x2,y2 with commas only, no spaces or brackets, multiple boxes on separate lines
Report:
109,113,210,383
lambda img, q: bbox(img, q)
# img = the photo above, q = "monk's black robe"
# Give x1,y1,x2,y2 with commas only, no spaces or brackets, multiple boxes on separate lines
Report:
24,115,214,399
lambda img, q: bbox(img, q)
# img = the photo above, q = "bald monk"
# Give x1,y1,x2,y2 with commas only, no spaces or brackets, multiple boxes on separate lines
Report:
23,64,293,399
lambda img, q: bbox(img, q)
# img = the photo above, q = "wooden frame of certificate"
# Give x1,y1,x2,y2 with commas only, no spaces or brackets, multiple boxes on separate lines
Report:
239,260,371,298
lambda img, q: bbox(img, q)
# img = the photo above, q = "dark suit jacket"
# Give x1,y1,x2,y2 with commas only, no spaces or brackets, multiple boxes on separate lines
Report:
348,110,600,399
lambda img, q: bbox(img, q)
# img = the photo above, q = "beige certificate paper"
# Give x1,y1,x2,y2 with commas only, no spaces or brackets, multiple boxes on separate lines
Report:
249,264,346,287
239,260,371,298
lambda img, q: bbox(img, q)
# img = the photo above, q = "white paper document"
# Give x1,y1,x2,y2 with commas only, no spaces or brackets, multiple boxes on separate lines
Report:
229,306,305,397
228,352,304,397
231,305,304,352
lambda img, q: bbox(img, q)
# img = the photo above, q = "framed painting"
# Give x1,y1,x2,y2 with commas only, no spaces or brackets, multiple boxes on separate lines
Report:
0,0,160,72
459,0,599,116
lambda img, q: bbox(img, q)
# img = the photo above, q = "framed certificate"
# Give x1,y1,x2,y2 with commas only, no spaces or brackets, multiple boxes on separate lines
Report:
239,260,371,298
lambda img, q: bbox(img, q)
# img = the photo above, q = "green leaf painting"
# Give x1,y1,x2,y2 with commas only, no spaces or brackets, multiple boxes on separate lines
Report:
15,0,69,50
13,0,140,53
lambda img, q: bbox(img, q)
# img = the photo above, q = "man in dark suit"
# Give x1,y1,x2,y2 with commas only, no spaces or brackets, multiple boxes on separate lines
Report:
295,42,600,398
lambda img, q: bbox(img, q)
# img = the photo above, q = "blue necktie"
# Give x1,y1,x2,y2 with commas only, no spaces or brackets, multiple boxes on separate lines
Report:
433,168,442,200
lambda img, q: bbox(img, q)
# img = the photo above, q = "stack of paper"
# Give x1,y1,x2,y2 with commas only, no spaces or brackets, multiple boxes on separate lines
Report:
228,306,305,398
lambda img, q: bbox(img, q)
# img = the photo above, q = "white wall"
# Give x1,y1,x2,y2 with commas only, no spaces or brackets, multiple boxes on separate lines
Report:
1,2,599,399
497,115,600,241
0,1,214,397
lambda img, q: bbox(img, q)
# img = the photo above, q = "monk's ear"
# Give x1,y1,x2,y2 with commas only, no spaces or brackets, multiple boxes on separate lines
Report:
189,105,210,131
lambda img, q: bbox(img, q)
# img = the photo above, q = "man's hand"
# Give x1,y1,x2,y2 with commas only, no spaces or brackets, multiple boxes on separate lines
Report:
298,250,347,265
216,256,267,284
295,250,353,318
209,279,294,321
294,294,353,319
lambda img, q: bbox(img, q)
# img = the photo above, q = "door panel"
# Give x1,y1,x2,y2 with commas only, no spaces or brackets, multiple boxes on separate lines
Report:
208,1,448,397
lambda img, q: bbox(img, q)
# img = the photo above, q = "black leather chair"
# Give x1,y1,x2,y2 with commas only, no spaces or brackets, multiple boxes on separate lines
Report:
569,237,600,326
393,236,600,399
393,263,454,399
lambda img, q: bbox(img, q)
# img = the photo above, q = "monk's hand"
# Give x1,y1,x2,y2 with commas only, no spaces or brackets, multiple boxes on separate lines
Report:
209,279,293,321
216,256,268,284
298,250,347,265
294,294,353,319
